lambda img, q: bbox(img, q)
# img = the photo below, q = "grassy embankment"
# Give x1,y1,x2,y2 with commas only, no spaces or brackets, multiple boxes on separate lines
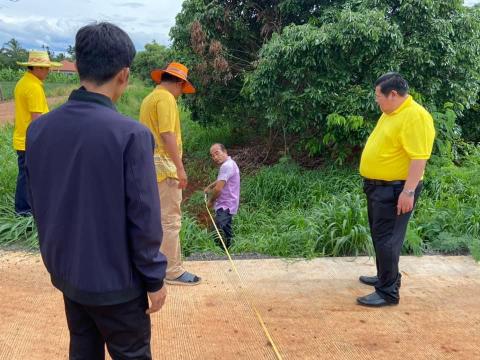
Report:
1,81,479,260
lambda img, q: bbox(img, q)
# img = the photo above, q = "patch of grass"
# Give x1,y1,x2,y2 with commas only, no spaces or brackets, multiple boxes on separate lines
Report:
232,197,373,258
230,165,372,258
0,81,15,101
196,158,480,260
0,125,16,203
1,81,480,262
116,80,151,118
180,214,221,257
0,81,78,101
240,161,360,209
181,106,240,160
0,197,38,249
44,83,77,98
0,126,38,249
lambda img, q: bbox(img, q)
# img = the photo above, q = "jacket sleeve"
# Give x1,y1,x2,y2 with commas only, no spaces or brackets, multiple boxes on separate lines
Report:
124,127,167,292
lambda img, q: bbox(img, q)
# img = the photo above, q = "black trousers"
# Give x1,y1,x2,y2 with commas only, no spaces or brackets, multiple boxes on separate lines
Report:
215,208,233,248
363,181,422,303
63,294,152,360
15,150,31,215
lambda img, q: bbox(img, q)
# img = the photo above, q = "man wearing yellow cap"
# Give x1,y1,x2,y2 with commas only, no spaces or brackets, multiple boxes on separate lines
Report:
140,62,201,285
13,51,61,215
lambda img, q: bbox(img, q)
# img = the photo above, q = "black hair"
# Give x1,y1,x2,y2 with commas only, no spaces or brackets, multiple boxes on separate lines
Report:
161,72,184,83
27,66,34,70
374,72,409,96
75,22,136,85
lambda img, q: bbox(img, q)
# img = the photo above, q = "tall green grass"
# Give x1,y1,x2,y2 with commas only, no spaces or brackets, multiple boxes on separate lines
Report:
0,197,38,249
1,81,479,261
44,83,77,98
1,82,78,101
116,80,151,118
0,126,39,248
0,125,16,202
181,106,239,159
0,80,151,249
230,163,374,257
180,214,221,257
188,158,480,260
409,163,480,257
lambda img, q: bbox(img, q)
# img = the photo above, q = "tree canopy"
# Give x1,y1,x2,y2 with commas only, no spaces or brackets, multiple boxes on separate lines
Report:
131,42,174,83
170,0,480,151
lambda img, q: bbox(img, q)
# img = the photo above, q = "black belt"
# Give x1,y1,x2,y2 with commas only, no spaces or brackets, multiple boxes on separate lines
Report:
363,178,405,186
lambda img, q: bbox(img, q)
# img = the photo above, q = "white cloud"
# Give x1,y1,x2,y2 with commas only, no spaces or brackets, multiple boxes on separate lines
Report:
117,2,145,9
0,0,183,52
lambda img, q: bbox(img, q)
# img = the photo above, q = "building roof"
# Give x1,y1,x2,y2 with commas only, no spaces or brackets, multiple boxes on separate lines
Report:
56,60,76,73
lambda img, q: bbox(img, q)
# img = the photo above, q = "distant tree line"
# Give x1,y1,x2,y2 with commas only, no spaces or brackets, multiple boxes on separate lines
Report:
0,38,75,69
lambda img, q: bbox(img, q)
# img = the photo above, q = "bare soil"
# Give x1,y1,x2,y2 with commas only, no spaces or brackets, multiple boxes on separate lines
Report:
0,251,479,359
0,96,67,126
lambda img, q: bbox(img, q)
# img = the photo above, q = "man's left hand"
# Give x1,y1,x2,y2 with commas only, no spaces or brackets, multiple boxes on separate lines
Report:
397,192,414,215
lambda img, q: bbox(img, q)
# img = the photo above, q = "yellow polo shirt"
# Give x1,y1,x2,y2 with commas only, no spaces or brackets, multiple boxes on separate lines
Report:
139,86,182,182
13,72,49,151
359,95,435,181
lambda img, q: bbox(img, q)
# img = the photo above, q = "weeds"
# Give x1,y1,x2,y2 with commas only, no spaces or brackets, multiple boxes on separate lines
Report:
1,83,479,262
116,80,151,118
0,197,38,249
0,125,16,203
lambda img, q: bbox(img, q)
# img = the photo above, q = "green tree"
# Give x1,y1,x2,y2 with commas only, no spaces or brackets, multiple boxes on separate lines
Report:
243,0,480,159
66,45,75,61
53,53,66,62
0,38,28,68
170,0,338,123
131,41,174,84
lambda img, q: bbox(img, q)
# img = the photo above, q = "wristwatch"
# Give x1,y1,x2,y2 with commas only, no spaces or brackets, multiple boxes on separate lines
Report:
402,189,415,197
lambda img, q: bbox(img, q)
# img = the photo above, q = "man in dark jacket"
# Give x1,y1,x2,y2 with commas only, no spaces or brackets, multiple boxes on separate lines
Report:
25,22,167,359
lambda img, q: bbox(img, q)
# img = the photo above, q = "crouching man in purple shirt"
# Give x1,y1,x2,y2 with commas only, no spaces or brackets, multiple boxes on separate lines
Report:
204,143,240,248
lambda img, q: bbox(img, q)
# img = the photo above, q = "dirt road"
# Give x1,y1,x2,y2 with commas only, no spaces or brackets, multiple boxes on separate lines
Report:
0,96,67,126
0,252,479,359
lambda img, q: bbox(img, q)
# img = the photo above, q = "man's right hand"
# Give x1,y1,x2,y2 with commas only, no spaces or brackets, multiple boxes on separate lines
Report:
178,167,188,189
146,285,167,315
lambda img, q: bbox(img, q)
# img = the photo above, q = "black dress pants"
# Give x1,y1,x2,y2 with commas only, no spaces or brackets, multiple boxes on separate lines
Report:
363,181,422,303
215,208,233,248
63,294,152,360
15,150,31,215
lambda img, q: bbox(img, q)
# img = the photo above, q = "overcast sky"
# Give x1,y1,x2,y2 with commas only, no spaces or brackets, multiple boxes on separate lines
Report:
0,0,183,53
0,0,479,54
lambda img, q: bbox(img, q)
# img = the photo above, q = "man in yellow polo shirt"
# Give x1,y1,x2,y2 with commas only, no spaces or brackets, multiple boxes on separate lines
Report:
13,51,61,215
139,62,201,286
357,72,435,307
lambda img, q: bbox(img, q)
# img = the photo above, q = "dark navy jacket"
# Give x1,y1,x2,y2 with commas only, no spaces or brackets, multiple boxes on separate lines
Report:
25,87,167,306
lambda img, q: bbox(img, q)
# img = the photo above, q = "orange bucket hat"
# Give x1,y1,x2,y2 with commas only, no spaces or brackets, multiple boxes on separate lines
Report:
151,62,196,94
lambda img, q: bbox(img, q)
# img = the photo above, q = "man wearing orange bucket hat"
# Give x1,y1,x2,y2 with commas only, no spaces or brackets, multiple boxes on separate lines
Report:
13,50,61,215
140,62,201,286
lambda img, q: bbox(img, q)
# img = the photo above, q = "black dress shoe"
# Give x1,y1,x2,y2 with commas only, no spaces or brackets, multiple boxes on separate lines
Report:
357,291,398,307
359,275,402,288
359,275,378,286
